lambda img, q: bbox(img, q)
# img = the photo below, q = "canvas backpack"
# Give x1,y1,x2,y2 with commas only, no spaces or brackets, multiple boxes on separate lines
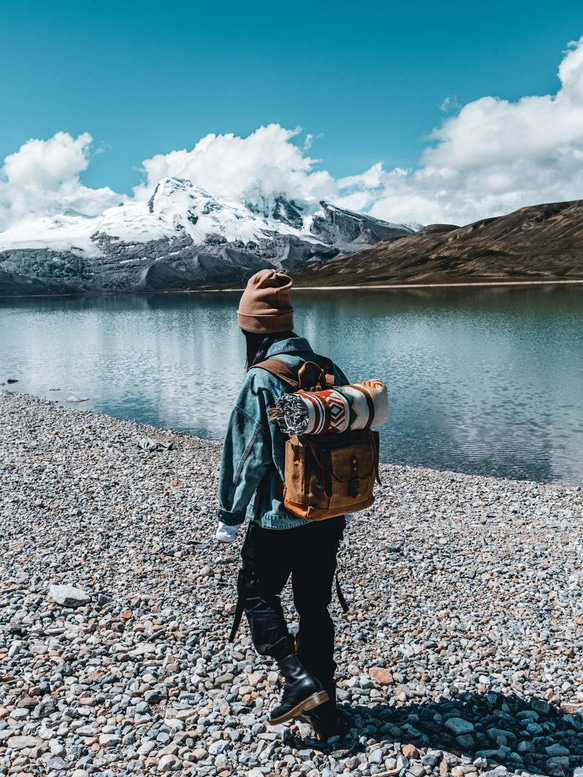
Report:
254,355,382,521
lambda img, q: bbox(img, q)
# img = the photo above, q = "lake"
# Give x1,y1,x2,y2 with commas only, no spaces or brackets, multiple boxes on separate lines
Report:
1,286,582,485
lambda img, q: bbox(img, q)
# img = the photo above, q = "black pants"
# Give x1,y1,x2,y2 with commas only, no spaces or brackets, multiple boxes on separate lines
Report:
239,516,346,686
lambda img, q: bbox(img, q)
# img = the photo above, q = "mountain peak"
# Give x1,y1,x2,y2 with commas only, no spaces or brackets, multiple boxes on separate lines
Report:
0,177,417,295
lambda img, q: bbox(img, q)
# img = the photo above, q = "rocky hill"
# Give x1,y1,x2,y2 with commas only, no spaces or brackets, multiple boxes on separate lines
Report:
291,200,583,286
0,178,413,296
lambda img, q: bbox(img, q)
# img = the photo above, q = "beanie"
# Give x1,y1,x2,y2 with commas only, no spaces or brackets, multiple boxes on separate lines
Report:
237,269,294,334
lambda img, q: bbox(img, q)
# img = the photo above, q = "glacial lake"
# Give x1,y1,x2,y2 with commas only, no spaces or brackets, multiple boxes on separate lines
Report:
1,286,582,485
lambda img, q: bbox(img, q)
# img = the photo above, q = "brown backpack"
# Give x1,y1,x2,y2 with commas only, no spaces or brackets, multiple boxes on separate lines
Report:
254,355,381,521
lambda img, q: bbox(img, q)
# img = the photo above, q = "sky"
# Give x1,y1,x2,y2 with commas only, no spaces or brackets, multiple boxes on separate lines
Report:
2,0,583,228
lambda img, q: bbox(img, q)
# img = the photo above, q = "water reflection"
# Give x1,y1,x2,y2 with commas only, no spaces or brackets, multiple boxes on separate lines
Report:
1,287,582,485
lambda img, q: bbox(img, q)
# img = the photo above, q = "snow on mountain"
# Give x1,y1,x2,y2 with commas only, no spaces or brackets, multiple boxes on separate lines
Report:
0,177,415,296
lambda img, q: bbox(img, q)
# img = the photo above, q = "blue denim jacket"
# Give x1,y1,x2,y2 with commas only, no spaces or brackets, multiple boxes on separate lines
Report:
217,336,348,530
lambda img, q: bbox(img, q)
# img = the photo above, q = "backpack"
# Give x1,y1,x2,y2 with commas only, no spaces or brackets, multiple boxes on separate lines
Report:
254,355,382,521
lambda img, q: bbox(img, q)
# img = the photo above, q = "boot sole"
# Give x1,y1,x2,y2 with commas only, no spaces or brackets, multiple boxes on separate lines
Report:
269,690,329,726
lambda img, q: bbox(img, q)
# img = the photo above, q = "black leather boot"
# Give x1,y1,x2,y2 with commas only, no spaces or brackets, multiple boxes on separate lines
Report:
269,653,329,726
299,680,339,740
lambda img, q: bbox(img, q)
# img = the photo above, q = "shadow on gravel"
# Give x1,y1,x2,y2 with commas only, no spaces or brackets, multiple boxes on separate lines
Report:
288,691,583,777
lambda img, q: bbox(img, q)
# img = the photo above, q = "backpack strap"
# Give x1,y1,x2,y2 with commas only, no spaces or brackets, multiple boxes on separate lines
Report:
254,354,336,392
252,358,299,391
315,355,336,389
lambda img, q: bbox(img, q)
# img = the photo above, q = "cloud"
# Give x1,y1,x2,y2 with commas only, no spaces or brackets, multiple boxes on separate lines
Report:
365,36,583,225
133,124,338,208
3,37,583,232
0,132,121,231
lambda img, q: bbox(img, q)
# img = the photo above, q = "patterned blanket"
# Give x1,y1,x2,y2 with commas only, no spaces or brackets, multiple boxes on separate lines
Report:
270,379,388,436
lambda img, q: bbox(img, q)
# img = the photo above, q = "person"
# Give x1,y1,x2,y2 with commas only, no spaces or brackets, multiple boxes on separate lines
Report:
216,268,349,739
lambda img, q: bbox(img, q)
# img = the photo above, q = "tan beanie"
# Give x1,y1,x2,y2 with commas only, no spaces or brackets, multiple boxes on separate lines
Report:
238,269,294,333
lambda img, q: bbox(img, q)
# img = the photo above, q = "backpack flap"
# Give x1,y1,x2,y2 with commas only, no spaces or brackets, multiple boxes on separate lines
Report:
283,429,380,521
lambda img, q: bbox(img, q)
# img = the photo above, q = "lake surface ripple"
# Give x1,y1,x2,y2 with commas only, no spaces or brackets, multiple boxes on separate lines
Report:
1,286,582,485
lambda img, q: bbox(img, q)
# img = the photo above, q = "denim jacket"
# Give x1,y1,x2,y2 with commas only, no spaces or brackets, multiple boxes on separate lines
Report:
217,336,348,530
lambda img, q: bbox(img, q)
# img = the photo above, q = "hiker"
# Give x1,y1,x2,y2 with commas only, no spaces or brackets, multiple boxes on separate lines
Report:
216,268,349,739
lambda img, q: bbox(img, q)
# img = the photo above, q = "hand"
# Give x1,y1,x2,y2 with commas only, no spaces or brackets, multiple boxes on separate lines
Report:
342,514,353,547
216,522,240,543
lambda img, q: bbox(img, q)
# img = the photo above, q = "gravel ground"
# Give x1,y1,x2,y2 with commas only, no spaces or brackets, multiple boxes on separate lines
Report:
1,390,582,777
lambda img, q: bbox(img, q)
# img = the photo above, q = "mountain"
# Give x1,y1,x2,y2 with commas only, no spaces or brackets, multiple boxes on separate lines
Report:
290,200,583,286
0,178,414,296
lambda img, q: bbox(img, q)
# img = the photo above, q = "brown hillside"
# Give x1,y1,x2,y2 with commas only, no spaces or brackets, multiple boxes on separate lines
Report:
291,200,583,286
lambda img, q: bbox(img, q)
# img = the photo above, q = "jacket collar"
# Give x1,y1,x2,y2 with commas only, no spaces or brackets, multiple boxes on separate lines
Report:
265,336,313,357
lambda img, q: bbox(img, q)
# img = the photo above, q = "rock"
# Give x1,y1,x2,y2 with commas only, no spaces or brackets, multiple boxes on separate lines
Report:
47,757,69,770
422,751,442,768
3,390,583,777
7,735,41,749
369,667,394,686
545,744,570,757
159,754,181,771
444,717,475,736
66,395,89,403
99,733,121,747
369,748,385,764
138,740,157,756
48,583,90,606
456,734,475,749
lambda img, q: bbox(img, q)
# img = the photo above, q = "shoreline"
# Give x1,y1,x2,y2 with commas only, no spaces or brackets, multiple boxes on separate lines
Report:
190,279,583,293
1,390,582,777
2,388,578,489
1,277,583,300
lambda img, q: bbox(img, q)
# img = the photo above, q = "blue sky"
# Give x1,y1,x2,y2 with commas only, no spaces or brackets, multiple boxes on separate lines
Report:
2,0,583,191
2,1,583,227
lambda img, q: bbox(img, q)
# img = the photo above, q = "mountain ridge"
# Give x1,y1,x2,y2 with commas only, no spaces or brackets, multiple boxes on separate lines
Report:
0,177,414,296
290,200,583,287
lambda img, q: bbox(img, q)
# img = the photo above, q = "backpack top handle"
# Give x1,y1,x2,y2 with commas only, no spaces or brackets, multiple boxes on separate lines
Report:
297,360,327,391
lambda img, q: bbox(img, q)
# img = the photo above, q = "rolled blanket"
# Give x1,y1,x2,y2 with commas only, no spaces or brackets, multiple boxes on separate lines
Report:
270,379,388,436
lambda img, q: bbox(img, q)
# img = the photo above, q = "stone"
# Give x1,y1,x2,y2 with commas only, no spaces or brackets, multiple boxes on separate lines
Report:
138,740,157,756
159,754,181,771
444,717,475,736
545,744,570,757
48,757,69,770
99,733,121,747
369,667,394,686
7,735,41,749
48,583,90,606
369,748,385,764
402,744,420,759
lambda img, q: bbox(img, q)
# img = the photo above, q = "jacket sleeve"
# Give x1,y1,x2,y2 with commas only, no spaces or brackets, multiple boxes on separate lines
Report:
217,374,273,526
334,362,349,386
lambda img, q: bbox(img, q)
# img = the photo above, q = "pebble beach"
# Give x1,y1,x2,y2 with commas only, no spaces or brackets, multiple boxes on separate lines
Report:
1,389,582,777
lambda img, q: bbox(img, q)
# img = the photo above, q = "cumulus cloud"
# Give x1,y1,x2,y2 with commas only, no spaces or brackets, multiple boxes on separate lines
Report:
3,37,583,231
365,36,583,224
133,124,338,207
0,132,121,230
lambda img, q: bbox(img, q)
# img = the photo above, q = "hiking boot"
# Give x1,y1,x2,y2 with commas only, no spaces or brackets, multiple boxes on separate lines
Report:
299,680,339,740
269,653,329,726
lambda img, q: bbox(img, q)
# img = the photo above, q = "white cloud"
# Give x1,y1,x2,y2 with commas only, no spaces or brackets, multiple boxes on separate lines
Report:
365,36,583,224
3,37,583,232
133,124,338,208
0,132,121,231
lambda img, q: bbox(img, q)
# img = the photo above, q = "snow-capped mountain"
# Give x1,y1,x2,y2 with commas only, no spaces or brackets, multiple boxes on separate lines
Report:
0,178,415,296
